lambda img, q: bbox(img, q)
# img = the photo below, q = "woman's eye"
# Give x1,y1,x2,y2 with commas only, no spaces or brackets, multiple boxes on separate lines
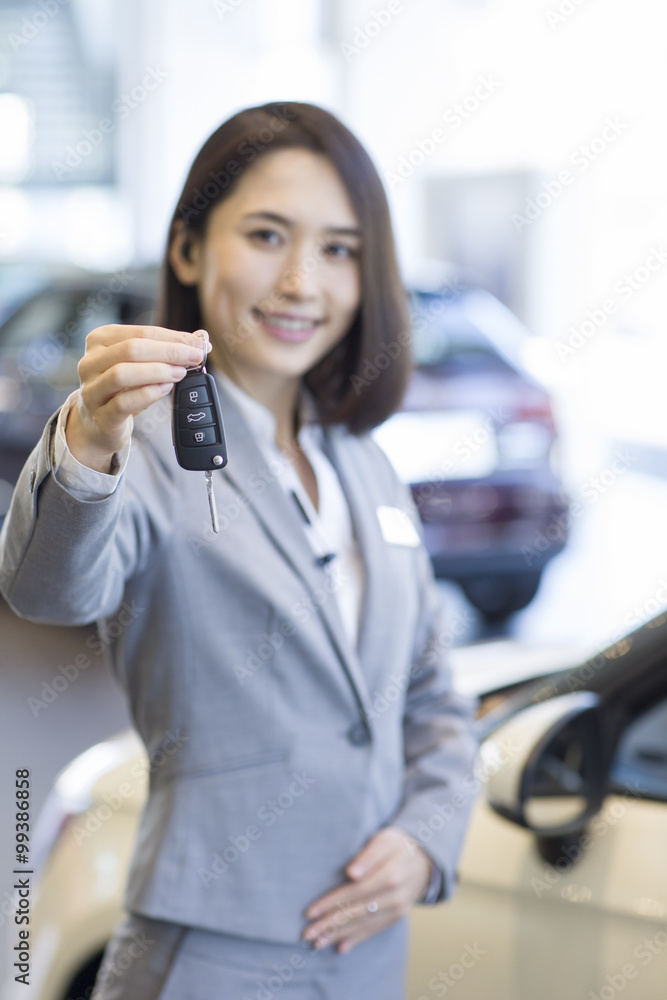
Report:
249,229,282,245
323,243,358,259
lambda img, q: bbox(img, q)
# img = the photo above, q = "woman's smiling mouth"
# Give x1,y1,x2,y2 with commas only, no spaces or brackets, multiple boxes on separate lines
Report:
253,308,324,342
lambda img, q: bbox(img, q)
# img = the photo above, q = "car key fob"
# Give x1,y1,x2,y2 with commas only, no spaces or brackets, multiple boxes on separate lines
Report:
172,366,228,472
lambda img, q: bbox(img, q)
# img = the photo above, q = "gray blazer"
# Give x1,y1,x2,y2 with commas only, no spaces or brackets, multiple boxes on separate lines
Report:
0,378,479,944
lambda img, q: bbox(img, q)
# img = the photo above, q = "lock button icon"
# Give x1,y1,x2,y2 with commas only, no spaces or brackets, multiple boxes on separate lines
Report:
179,425,217,448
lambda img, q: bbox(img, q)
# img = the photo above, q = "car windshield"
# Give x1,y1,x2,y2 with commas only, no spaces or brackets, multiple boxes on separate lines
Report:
0,292,84,353
410,291,516,373
0,288,153,372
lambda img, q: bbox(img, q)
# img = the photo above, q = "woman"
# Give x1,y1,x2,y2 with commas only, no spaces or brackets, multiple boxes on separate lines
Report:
0,102,479,999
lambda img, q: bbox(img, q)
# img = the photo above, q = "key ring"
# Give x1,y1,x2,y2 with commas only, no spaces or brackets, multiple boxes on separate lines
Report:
187,329,210,373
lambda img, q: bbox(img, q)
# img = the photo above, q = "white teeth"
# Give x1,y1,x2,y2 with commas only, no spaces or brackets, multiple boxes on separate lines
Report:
264,316,317,331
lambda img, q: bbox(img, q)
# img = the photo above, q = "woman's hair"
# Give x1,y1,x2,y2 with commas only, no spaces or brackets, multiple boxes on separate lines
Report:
155,101,412,434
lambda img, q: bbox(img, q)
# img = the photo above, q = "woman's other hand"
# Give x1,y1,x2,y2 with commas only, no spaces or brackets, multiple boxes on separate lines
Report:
302,826,433,954
65,325,210,473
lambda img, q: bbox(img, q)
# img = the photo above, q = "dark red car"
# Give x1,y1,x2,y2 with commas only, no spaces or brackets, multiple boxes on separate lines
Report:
372,286,569,620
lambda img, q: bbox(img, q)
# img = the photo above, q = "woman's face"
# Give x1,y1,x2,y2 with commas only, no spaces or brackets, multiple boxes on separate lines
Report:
178,148,362,389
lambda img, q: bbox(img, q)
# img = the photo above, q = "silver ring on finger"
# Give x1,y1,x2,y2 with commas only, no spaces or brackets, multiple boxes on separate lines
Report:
367,900,379,914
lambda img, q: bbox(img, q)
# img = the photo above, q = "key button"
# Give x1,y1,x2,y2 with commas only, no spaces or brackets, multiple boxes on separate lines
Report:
180,425,218,447
179,384,211,407
178,405,214,430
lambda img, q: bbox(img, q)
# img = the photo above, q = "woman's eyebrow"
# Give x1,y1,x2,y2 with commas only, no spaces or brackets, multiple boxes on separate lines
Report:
242,210,361,237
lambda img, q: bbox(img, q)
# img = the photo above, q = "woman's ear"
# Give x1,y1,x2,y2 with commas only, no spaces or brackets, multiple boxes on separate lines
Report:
169,219,202,286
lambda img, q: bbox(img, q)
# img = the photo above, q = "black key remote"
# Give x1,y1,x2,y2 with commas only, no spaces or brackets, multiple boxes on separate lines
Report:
172,364,228,532
172,365,228,471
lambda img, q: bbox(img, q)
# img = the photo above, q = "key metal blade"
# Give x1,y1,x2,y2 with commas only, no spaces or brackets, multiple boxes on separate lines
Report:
205,470,219,534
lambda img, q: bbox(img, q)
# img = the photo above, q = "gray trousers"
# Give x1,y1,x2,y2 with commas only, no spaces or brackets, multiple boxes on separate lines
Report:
89,910,408,999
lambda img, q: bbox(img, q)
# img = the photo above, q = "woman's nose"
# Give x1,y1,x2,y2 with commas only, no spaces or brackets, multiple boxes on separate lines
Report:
274,246,319,299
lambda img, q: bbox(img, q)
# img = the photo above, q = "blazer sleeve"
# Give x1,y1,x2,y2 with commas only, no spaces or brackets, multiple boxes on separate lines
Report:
0,403,176,626
384,479,481,904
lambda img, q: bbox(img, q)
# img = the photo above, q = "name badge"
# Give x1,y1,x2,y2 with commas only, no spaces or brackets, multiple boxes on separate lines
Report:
376,505,421,547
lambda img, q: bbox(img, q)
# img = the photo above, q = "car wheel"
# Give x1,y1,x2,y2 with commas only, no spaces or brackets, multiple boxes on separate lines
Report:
460,570,543,621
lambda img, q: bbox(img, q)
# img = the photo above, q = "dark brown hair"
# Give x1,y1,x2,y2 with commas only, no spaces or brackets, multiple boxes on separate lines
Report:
155,101,412,434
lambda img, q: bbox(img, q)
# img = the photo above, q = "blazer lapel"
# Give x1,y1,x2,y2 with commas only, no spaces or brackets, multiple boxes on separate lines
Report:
215,379,374,725
319,425,387,684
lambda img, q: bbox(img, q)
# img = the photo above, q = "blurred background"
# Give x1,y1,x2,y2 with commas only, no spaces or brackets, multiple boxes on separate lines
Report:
2,0,667,988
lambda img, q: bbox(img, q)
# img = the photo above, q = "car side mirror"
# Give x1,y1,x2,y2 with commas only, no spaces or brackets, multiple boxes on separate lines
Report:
485,691,604,837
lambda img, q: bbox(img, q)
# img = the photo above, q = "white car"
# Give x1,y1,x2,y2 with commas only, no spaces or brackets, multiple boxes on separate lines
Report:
6,626,667,999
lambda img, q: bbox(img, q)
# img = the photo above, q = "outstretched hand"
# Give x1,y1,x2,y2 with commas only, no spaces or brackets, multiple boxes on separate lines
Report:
302,826,433,954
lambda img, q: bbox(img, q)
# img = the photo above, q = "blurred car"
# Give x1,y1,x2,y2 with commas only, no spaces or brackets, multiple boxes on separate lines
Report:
8,618,667,1000
0,266,567,619
0,267,157,509
0,262,86,327
372,282,568,620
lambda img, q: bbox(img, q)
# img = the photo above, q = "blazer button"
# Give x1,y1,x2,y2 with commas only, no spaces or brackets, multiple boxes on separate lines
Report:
347,721,371,746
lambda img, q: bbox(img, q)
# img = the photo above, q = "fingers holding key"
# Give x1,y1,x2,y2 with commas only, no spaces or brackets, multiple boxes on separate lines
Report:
67,325,211,472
